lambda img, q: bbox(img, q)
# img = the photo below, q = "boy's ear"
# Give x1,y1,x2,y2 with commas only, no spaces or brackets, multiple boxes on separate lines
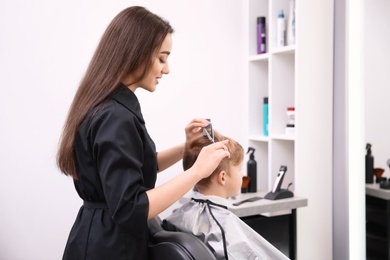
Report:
216,170,227,186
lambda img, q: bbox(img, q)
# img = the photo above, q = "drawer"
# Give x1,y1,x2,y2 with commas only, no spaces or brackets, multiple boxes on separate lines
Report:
367,207,388,226
367,232,388,256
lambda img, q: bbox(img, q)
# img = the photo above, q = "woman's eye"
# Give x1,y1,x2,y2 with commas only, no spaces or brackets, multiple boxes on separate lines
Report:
159,58,166,64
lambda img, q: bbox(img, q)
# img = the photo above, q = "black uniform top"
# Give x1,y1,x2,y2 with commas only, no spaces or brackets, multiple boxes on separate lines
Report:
63,85,157,260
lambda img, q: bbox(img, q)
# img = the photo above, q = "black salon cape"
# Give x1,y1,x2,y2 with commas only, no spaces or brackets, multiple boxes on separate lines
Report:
63,85,157,260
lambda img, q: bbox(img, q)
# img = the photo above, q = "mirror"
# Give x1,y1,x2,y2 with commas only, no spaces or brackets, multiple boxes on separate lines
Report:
364,1,390,174
364,1,390,259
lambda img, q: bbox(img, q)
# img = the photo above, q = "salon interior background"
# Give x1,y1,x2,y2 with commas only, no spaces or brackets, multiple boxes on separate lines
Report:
1,0,389,259
0,1,245,259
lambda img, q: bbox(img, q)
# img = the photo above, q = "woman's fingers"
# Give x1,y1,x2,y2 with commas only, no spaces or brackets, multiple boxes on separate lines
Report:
208,140,230,157
192,140,230,179
185,118,209,132
184,118,210,140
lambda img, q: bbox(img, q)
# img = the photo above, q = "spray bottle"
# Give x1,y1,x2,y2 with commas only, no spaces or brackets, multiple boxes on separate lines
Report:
247,147,257,192
366,143,374,183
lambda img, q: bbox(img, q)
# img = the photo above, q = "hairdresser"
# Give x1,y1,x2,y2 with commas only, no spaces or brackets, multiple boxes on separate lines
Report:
56,6,230,260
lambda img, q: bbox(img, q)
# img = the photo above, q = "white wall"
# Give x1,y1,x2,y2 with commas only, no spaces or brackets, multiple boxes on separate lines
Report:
295,0,334,259
346,0,366,259
365,0,390,175
0,1,244,259
333,0,348,258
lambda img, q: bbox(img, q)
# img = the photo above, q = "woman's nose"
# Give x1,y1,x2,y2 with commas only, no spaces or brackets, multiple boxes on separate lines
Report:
162,63,170,75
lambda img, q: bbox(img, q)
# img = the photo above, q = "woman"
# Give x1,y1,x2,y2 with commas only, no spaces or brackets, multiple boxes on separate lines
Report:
57,6,230,260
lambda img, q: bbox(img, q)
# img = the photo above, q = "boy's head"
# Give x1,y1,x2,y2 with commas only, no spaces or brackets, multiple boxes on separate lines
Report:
183,130,244,198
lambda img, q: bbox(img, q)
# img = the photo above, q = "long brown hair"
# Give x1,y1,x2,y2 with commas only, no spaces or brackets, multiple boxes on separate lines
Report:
183,131,244,190
57,6,174,179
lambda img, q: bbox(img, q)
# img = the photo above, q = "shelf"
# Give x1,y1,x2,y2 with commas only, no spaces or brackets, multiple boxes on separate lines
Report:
244,1,334,258
248,135,269,142
271,134,295,141
271,45,296,55
246,0,296,193
228,191,307,217
249,135,295,142
249,53,270,62
366,183,390,200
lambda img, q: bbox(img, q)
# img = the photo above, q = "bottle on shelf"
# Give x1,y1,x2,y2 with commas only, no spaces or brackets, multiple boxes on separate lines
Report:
276,9,286,48
247,147,257,193
257,17,266,54
287,0,296,45
366,143,374,184
263,97,269,136
285,107,295,135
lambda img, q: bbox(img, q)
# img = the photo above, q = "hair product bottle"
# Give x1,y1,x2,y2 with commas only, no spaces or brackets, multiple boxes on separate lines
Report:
263,97,269,136
257,17,266,54
287,0,295,45
285,107,295,135
366,143,374,183
247,147,257,192
276,9,286,48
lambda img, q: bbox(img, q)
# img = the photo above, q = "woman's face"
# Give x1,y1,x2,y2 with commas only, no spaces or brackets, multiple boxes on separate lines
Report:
128,34,172,92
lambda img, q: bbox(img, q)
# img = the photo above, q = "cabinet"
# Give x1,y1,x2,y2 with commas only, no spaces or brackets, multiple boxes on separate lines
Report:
242,213,295,258
366,184,390,259
229,191,307,260
366,195,390,259
245,0,296,192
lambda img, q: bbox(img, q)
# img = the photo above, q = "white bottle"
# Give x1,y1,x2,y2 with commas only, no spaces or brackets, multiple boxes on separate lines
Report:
276,9,286,48
287,0,296,45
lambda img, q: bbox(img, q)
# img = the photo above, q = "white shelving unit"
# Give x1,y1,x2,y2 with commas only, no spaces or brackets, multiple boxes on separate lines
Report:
245,0,334,258
246,0,296,192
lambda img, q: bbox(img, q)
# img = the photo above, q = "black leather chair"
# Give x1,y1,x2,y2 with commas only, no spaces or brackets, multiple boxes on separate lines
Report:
148,216,217,260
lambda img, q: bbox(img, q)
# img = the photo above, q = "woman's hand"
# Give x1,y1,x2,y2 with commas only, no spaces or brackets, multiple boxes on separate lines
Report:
184,118,210,146
190,140,230,179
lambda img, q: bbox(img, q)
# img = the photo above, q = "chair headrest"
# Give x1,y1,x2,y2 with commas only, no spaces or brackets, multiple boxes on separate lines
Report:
148,216,163,237
147,215,217,260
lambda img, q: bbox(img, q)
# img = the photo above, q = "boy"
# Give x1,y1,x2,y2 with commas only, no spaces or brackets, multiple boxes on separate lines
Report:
163,130,289,260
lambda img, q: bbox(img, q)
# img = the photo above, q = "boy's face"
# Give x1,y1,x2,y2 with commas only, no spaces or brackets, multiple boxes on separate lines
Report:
226,162,244,197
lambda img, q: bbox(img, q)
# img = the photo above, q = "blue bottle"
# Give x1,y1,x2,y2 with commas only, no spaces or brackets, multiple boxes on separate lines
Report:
263,97,269,136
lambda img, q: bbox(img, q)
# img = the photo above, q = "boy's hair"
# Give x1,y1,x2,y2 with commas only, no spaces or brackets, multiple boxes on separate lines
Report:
183,130,244,190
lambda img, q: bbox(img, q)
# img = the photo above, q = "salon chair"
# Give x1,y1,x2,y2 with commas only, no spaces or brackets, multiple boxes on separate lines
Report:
148,216,217,260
